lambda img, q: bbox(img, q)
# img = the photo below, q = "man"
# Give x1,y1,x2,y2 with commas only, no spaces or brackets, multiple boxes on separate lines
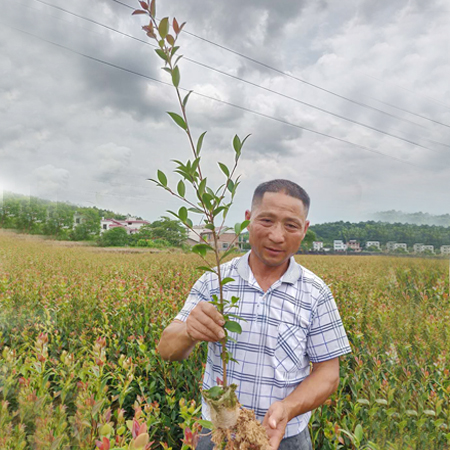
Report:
158,179,351,450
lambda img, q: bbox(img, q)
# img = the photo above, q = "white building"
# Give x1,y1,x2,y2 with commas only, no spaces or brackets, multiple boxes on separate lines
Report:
100,217,150,235
413,243,424,253
334,240,347,251
422,245,434,254
386,241,396,252
313,241,324,251
441,245,450,255
366,241,380,250
187,225,237,250
393,243,408,252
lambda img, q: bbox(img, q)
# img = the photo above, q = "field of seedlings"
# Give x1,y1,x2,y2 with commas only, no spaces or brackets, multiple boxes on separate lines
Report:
0,231,449,449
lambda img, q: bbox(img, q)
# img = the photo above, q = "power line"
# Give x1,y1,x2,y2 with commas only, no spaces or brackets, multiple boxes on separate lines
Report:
5,24,421,168
368,97,450,130
19,0,448,153
109,0,450,127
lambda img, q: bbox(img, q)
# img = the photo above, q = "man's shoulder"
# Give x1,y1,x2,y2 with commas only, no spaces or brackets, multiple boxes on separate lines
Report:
295,262,329,293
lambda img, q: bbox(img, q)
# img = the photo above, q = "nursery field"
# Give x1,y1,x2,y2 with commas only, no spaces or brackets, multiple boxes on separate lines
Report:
0,232,449,450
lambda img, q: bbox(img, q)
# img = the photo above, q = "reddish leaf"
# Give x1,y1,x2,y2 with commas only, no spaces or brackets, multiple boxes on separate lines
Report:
150,0,156,17
132,9,147,15
139,1,149,10
179,22,186,33
132,419,140,439
139,422,148,435
216,376,223,385
173,17,180,35
103,438,110,450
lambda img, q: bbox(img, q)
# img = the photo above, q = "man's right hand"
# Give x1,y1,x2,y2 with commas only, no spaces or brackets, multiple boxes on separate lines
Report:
186,302,226,343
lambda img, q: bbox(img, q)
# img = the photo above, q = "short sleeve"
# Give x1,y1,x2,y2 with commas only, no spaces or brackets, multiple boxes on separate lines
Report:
306,285,351,363
174,273,211,322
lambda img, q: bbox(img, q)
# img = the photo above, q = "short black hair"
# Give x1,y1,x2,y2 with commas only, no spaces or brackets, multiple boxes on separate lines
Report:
252,179,310,214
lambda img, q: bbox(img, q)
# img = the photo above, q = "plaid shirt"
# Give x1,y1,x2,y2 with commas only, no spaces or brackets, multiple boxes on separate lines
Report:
175,251,351,438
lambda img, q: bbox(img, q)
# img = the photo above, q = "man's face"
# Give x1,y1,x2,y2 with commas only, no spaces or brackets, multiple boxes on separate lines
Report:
245,191,310,268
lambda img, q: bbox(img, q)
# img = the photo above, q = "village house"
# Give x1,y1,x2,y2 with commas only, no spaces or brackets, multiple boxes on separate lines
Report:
441,245,450,255
187,225,237,250
386,241,396,252
334,240,346,251
366,241,380,250
347,240,361,252
100,217,150,235
413,243,424,253
393,243,408,252
313,241,324,251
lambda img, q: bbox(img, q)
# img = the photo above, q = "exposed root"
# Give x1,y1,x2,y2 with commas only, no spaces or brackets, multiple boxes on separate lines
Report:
210,408,270,450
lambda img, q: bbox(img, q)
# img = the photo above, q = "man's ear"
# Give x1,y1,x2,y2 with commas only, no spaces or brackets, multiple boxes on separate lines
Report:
303,220,310,238
245,210,251,221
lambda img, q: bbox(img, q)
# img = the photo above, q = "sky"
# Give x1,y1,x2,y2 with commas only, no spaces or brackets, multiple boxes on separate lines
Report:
1,0,450,226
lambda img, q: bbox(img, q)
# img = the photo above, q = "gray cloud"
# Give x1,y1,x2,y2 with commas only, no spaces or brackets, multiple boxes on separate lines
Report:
1,0,449,224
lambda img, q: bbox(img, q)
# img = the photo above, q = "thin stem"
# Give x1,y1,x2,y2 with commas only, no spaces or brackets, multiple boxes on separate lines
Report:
212,228,228,388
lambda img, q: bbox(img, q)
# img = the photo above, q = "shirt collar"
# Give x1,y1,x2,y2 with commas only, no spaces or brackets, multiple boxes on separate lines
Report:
236,250,301,285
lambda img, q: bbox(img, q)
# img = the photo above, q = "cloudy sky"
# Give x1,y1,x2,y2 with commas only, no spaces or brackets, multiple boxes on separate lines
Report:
1,0,449,225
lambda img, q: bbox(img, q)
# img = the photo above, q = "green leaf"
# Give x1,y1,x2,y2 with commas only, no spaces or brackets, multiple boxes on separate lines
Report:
354,424,363,443
196,131,207,155
167,112,187,130
192,244,210,258
224,321,242,334
221,277,234,286
212,206,226,218
171,45,180,56
158,17,169,39
150,0,155,17
186,218,193,228
182,90,193,108
233,135,241,153
188,207,204,214
204,224,215,230
154,48,167,62
202,193,213,210
196,266,216,274
227,179,234,193
198,179,207,198
197,420,214,429
357,398,370,405
206,386,223,399
157,170,167,187
171,65,180,87
178,207,187,222
218,162,230,177
177,180,186,197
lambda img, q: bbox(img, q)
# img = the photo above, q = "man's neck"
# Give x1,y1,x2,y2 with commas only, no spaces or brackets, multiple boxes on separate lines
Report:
248,252,290,292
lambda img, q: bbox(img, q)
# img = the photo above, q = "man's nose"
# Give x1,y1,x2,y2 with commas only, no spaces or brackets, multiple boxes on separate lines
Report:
268,223,284,243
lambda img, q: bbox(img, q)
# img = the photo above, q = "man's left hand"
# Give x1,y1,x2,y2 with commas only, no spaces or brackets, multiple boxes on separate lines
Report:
262,401,289,450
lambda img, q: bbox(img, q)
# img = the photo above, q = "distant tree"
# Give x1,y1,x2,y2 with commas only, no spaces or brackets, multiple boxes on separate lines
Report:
98,227,129,247
145,217,188,247
300,229,316,251
70,208,101,241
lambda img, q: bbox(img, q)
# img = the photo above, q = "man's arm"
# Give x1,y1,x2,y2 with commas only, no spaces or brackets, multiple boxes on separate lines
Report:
262,357,340,450
157,302,226,361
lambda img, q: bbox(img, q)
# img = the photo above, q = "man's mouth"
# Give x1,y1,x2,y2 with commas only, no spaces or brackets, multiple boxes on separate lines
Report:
265,247,283,255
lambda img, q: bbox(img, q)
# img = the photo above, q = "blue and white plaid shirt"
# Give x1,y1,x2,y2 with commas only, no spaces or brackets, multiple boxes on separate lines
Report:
175,251,351,438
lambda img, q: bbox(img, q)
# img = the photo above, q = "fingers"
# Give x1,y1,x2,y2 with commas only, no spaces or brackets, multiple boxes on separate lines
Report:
186,302,225,343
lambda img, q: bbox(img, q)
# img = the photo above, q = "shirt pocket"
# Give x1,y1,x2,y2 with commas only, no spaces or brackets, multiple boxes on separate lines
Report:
274,322,309,373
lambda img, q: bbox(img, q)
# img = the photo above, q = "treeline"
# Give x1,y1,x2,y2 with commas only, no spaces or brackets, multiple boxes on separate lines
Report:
0,192,139,241
310,221,450,248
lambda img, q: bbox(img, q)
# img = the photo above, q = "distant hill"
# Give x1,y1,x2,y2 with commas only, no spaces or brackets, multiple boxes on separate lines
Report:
371,211,450,227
